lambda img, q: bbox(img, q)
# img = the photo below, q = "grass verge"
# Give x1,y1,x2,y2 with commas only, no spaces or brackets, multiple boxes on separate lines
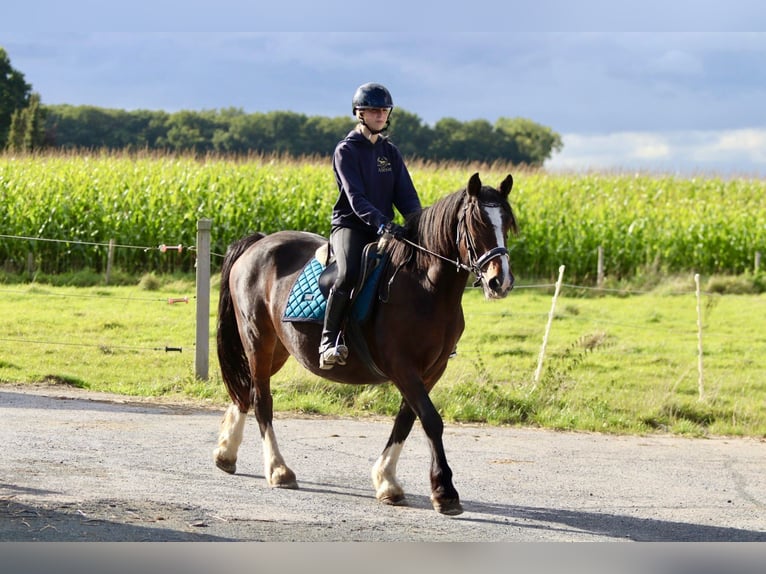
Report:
0,272,764,437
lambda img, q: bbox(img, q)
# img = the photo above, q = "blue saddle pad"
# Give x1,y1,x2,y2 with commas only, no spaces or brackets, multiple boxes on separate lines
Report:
282,258,327,322
282,255,385,324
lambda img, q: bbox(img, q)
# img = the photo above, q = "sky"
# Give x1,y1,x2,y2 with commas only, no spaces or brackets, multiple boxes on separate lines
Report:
3,2,766,176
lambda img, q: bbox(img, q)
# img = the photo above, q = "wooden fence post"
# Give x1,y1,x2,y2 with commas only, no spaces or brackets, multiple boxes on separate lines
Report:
195,219,212,381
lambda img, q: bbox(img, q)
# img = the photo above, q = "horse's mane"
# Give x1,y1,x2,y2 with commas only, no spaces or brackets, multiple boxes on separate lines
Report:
385,188,466,271
384,183,517,272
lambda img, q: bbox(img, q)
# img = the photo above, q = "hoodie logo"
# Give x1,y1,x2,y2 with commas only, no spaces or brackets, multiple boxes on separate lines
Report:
377,156,392,173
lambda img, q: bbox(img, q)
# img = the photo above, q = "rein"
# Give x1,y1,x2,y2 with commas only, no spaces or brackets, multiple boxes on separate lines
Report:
398,200,508,287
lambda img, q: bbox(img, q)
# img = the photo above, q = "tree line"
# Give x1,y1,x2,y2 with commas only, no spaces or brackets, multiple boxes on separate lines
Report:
1,47,562,165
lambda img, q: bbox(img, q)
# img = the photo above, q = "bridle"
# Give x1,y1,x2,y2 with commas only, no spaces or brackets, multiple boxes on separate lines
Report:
399,198,509,287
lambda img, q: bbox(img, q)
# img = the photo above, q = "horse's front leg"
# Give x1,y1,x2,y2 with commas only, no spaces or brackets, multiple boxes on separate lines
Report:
372,399,417,505
397,384,463,515
419,398,462,515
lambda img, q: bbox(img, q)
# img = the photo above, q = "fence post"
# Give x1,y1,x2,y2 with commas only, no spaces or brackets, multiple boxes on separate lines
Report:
756,251,762,273
597,245,604,288
694,273,705,401
533,264,566,387
105,238,115,285
195,219,212,381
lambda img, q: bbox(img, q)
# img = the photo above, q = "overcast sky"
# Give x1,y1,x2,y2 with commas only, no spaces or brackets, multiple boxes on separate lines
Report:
3,2,766,175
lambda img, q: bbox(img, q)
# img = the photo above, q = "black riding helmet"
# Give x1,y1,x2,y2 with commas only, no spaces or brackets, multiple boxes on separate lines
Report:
352,82,393,134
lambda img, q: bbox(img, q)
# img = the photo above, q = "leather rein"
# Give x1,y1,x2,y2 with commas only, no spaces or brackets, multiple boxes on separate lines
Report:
399,199,509,287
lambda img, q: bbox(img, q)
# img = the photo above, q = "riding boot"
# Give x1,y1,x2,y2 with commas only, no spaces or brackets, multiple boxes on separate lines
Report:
319,288,350,370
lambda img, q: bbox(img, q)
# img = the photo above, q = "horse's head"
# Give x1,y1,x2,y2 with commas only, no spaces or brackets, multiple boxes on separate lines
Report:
461,172,518,299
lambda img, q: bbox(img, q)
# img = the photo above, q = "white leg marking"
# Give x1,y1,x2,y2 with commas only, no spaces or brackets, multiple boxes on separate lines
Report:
263,424,297,488
371,443,405,504
485,206,511,292
213,404,245,472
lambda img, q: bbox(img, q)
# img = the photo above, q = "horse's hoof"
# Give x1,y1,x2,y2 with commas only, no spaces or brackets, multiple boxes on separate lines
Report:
432,498,463,516
215,458,237,475
379,493,407,506
269,468,298,489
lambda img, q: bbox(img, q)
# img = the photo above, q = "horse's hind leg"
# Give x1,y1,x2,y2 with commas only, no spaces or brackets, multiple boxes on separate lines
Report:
251,344,297,489
372,399,416,505
254,386,297,489
214,403,246,474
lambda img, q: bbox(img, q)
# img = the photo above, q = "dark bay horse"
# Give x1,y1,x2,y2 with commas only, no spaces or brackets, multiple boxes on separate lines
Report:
214,172,517,515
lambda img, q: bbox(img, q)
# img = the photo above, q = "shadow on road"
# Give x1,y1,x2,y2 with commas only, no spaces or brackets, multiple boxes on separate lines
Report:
0,498,231,542
461,500,766,541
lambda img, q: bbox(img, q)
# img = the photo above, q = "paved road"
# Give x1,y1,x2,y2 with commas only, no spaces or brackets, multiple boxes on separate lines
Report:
1,384,765,542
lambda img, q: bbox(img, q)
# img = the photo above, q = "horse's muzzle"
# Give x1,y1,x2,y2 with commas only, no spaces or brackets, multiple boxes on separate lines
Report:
483,265,514,299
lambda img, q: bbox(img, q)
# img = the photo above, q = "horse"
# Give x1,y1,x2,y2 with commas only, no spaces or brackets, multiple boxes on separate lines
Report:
213,172,518,515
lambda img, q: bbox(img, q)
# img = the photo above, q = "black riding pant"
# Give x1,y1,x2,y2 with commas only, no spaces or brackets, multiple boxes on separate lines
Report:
330,226,377,295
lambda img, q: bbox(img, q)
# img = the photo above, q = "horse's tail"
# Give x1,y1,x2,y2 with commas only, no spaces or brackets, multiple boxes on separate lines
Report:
216,232,266,412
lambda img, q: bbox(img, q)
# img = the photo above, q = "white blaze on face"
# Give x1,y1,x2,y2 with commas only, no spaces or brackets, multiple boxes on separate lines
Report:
485,205,512,291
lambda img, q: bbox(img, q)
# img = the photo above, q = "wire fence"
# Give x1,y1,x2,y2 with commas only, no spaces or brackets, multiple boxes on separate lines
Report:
1,228,764,397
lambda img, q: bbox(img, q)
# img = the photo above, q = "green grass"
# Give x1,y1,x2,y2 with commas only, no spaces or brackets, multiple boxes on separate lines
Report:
1,273,764,438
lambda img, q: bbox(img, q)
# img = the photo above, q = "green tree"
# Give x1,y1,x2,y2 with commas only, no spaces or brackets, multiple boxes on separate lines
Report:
494,117,563,166
37,101,565,166
430,117,464,161
6,92,46,151
388,109,433,159
6,107,24,150
158,110,221,153
303,115,355,156
0,47,33,146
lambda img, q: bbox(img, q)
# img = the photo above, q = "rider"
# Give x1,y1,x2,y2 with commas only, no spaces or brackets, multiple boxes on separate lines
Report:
319,82,423,370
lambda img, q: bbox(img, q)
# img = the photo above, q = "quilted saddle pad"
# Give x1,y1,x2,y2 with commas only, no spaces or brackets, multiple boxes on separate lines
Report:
282,258,327,323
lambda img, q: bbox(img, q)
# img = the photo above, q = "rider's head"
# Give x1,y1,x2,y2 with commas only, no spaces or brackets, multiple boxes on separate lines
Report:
352,82,393,135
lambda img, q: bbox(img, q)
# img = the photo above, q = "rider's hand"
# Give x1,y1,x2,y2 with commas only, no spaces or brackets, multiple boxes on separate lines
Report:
381,222,406,239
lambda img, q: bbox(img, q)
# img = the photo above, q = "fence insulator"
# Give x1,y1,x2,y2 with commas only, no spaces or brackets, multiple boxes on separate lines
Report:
159,244,183,253
167,297,189,304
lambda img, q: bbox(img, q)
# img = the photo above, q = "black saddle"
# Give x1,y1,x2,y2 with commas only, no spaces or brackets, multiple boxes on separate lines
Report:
317,241,384,300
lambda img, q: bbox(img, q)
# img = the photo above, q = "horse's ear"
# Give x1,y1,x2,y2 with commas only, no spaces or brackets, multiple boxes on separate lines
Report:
467,172,482,197
499,174,513,198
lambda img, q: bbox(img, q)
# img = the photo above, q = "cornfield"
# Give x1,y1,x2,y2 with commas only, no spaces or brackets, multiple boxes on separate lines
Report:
1,152,764,281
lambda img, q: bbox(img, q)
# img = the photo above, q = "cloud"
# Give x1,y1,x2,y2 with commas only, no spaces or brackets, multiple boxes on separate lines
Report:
547,129,766,176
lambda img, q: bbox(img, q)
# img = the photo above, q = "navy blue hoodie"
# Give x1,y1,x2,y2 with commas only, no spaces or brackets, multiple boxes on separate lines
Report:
331,129,422,233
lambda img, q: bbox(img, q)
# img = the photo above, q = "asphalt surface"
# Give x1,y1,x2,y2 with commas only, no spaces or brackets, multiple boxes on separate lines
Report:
1,383,765,542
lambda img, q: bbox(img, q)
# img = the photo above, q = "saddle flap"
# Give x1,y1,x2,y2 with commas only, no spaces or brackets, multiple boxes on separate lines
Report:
317,241,381,299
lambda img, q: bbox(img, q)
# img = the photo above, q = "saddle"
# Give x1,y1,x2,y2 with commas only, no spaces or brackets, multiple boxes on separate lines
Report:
282,241,389,325
281,241,390,380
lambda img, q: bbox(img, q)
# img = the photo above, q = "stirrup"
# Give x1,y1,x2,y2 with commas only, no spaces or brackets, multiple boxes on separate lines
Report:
319,343,349,370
